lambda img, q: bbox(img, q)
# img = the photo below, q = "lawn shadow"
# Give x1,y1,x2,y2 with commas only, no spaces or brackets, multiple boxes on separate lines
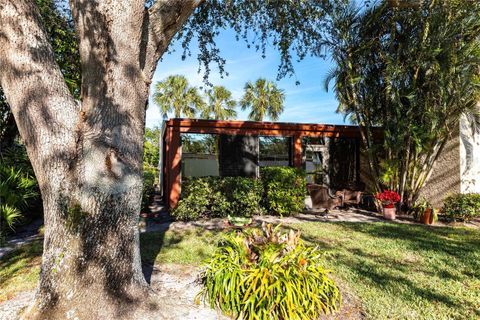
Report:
140,220,172,284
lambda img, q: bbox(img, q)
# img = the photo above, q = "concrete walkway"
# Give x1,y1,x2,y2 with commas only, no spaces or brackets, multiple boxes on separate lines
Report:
0,218,43,259
3,194,478,259
141,206,428,234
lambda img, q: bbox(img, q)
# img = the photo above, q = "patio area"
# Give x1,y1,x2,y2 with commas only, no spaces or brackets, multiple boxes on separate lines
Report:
140,194,480,234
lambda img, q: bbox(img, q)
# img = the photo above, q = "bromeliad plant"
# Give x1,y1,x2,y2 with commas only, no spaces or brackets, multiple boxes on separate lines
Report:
375,190,400,208
197,223,340,320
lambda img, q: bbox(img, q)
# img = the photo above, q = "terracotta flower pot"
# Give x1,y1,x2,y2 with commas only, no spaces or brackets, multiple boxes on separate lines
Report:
421,208,433,225
383,207,396,220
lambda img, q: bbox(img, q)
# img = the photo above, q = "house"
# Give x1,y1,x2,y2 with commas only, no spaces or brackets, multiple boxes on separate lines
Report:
160,118,381,208
419,115,480,208
160,118,479,209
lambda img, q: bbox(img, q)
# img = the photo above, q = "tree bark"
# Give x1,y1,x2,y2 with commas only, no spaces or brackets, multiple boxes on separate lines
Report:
0,0,202,318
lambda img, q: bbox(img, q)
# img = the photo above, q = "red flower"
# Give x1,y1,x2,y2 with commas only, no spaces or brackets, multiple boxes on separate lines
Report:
375,190,400,206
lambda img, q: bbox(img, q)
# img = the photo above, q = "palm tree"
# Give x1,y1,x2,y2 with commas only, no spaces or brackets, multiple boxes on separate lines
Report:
240,78,285,121
325,1,480,205
153,75,205,118
201,86,237,120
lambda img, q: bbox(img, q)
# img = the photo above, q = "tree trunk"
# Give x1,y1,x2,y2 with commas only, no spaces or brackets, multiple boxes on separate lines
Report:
0,0,202,318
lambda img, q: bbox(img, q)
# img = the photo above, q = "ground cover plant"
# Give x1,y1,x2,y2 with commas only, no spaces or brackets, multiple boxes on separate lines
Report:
197,223,340,320
1,222,479,319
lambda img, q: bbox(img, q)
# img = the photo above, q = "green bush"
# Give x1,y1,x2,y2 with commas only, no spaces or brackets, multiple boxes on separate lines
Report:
173,168,307,221
443,193,480,222
142,166,157,212
172,178,212,221
172,177,263,221
0,146,39,245
197,223,340,319
222,177,263,217
260,167,306,216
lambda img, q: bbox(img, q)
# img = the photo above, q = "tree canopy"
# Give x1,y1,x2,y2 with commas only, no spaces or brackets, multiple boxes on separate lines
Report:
153,75,205,118
241,78,285,121
174,0,341,82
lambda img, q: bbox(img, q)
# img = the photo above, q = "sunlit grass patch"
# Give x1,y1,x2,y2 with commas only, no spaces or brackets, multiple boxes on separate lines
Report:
140,228,222,266
294,222,480,320
0,241,42,302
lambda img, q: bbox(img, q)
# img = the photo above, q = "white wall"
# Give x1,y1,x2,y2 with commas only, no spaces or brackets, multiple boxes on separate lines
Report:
182,153,219,177
460,114,480,193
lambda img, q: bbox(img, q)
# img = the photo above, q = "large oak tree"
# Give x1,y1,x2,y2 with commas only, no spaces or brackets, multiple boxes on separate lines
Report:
0,0,334,318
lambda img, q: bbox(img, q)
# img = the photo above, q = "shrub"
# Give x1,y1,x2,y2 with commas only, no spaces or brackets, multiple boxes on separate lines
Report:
172,177,213,221
443,193,480,222
222,177,263,217
260,167,306,216
173,168,307,221
141,167,157,212
172,176,263,221
197,223,341,319
0,147,39,244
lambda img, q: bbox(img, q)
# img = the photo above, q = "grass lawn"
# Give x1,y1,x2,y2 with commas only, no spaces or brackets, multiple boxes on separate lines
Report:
295,222,480,320
1,222,479,319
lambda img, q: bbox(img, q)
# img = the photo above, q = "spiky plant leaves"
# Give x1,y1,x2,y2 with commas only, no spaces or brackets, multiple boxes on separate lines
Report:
152,75,205,118
201,86,238,120
198,223,340,319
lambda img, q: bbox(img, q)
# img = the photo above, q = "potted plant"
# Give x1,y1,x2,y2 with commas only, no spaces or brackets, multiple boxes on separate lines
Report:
411,199,438,225
375,190,400,220
421,208,438,225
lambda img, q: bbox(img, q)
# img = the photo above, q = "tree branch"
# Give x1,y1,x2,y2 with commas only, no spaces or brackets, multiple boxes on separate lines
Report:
142,0,205,81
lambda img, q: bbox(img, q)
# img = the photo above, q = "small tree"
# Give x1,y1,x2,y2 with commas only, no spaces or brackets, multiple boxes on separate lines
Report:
326,0,480,206
240,78,285,121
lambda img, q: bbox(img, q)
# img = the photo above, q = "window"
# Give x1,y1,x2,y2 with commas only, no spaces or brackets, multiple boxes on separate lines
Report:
259,136,292,167
181,133,219,177
302,136,327,184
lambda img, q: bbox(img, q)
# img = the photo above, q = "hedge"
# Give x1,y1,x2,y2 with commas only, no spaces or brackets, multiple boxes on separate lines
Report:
172,167,306,221
443,193,480,222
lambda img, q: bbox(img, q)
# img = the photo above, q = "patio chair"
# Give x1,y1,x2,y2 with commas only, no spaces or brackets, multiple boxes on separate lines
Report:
337,189,363,206
306,184,343,211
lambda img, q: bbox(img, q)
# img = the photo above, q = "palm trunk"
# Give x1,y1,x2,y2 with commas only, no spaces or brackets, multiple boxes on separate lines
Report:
398,136,411,206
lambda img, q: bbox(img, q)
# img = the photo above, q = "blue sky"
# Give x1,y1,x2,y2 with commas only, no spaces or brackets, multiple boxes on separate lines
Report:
146,29,345,128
